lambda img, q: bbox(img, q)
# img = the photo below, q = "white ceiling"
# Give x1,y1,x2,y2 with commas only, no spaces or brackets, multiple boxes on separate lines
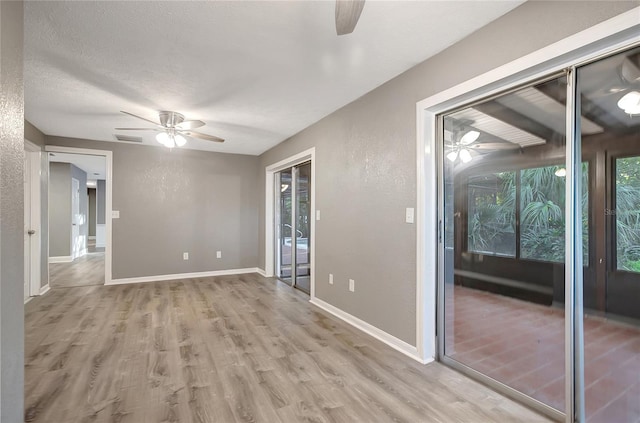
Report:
25,1,524,156
48,152,106,181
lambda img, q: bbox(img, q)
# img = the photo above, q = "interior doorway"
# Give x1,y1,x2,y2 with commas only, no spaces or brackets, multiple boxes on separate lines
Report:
47,148,111,287
276,161,312,294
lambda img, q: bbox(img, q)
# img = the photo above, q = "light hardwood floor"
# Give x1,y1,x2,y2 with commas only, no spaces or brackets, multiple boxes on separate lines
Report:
49,251,105,288
25,274,549,422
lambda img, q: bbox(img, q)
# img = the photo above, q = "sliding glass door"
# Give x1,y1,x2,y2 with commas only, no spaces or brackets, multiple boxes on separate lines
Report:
438,44,640,421
440,74,568,416
276,161,311,294
577,46,640,423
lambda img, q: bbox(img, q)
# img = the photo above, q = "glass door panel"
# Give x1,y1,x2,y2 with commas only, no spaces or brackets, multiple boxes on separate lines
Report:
441,75,567,412
276,162,312,294
278,169,293,283
578,46,640,423
294,162,311,294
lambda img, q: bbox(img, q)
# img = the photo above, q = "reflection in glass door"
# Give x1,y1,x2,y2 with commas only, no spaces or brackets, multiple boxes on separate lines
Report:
438,44,640,422
577,46,640,423
440,75,568,416
276,162,311,294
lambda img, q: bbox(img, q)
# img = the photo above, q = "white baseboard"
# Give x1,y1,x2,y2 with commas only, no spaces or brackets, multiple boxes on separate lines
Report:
256,268,267,277
107,267,262,286
39,285,50,296
310,297,430,364
49,256,73,263
24,296,33,305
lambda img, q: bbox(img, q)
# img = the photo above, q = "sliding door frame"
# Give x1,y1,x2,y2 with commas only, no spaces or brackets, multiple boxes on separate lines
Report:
416,8,640,423
265,148,316,297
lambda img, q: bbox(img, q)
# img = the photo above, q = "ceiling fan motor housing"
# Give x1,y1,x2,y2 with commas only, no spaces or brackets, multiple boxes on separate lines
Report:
159,111,185,128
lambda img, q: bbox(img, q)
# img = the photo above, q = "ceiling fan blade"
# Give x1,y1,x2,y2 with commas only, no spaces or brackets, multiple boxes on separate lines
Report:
182,130,224,143
335,0,365,36
176,120,205,130
115,127,158,131
120,111,161,126
470,143,521,150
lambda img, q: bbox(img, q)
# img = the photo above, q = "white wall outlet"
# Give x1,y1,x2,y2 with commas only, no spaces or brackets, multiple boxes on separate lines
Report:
316,210,321,220
349,279,355,292
405,207,414,224
329,273,333,285
183,252,189,260
112,210,120,219
216,251,222,259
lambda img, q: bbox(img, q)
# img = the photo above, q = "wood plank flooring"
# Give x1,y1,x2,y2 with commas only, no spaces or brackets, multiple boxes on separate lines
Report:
49,251,105,288
25,274,549,422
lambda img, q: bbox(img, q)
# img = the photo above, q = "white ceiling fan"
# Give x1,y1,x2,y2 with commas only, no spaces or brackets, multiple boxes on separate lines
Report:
335,0,365,36
116,111,224,148
446,128,520,164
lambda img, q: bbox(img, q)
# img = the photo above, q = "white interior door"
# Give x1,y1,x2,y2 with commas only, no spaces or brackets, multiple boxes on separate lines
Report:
71,177,80,259
24,154,31,301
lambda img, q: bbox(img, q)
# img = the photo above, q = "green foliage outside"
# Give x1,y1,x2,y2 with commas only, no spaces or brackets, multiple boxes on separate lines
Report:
468,164,590,264
616,156,640,272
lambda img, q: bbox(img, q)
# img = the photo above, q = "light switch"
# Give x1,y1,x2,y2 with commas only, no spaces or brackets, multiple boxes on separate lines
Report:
316,210,321,221
112,210,120,219
405,207,414,224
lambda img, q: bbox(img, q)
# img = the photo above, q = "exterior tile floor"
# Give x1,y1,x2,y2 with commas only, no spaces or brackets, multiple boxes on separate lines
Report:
445,285,640,422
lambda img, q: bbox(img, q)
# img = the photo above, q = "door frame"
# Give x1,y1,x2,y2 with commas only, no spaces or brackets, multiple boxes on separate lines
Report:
416,8,639,423
71,177,80,259
265,148,315,297
45,146,114,284
24,139,42,298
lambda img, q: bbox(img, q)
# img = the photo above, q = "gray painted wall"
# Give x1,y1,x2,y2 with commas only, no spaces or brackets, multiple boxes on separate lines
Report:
25,119,45,146
96,179,105,225
45,137,260,279
49,162,72,257
70,163,88,254
257,1,638,345
0,1,25,420
89,188,96,237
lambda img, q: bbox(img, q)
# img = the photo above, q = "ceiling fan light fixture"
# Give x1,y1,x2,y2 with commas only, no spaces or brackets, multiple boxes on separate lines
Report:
156,132,169,146
174,134,187,147
617,91,640,115
460,130,480,145
555,168,567,177
459,149,473,163
446,151,458,162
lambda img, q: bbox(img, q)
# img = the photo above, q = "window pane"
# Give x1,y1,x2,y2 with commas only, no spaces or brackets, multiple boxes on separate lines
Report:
616,156,640,272
520,163,589,263
467,172,516,257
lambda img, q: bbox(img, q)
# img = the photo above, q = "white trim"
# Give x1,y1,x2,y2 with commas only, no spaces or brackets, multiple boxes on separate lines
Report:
38,285,50,296
264,147,316,298
310,297,431,364
24,297,33,305
107,267,262,286
415,8,640,364
45,146,114,284
24,139,42,297
256,268,267,277
49,256,73,263
88,236,96,240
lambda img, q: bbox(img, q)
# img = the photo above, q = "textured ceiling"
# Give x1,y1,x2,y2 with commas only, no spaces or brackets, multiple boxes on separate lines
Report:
25,1,524,155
